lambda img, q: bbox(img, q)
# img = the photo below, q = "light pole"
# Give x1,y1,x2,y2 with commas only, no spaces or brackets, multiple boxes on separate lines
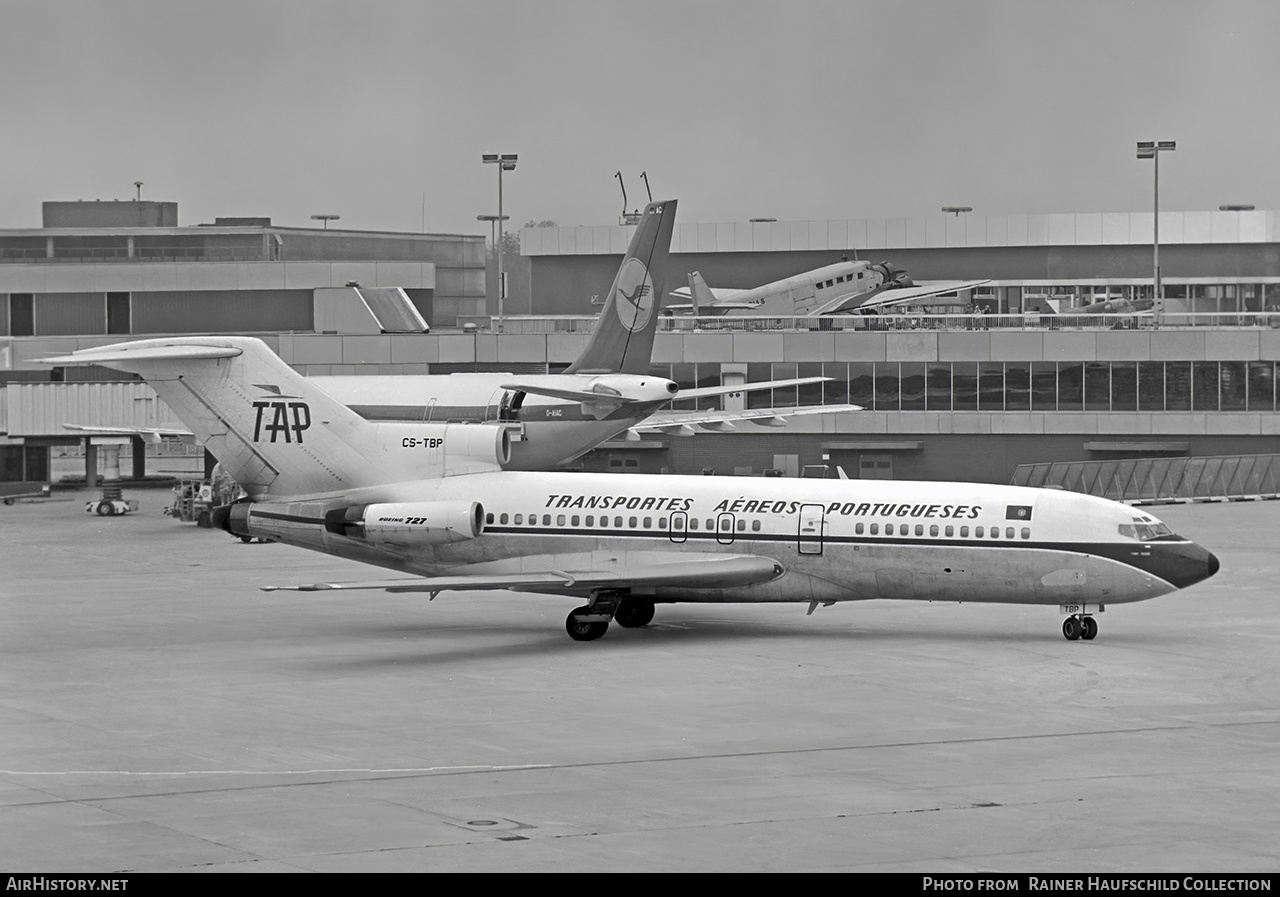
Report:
482,153,517,329
1137,141,1175,319
941,206,972,216
477,214,510,315
310,214,340,230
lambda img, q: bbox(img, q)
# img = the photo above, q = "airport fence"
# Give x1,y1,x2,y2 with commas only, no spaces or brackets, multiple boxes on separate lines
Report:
1012,453,1280,504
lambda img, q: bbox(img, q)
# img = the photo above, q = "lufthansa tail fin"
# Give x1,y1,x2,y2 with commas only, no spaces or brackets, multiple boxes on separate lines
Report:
42,337,408,498
564,199,676,375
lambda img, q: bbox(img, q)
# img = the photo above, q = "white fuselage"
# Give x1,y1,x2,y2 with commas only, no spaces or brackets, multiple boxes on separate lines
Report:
244,471,1214,608
313,373,672,470
687,261,884,316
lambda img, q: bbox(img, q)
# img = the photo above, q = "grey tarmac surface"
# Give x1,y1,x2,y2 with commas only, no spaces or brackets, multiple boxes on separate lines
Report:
1,488,1276,873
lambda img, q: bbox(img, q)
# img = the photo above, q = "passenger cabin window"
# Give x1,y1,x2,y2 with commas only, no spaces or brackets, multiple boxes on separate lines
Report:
586,515,594,526
486,513,494,524
514,514,523,524
500,513,509,525
1021,527,1031,539
752,520,762,532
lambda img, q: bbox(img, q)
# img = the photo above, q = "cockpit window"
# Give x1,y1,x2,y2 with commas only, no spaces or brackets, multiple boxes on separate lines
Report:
1118,517,1175,540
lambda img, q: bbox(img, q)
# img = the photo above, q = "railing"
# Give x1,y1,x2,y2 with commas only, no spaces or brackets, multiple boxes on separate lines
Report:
455,312,1280,334
0,247,266,263
1012,453,1280,503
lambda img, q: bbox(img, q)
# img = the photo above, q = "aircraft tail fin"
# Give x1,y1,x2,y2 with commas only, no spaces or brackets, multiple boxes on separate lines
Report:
565,199,676,374
41,337,400,498
687,271,717,316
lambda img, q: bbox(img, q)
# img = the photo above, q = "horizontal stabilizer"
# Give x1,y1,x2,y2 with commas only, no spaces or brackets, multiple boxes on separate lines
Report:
41,344,242,365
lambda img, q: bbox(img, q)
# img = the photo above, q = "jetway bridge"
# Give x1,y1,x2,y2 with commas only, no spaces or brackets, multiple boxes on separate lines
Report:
1013,453,1280,505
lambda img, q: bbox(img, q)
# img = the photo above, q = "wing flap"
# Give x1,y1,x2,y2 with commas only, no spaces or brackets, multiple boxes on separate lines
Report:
264,554,784,595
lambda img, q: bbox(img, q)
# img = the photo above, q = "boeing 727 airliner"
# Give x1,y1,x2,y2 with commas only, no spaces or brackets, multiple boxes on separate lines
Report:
45,336,1218,643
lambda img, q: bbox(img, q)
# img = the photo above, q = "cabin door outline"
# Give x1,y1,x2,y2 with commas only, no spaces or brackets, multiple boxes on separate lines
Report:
797,503,825,555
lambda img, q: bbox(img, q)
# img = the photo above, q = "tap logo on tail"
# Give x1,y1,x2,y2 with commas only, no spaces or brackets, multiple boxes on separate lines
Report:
611,258,656,333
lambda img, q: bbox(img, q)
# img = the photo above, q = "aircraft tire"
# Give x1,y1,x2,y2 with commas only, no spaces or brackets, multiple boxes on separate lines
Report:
614,598,655,628
3,498,14,506
1081,617,1098,640
1062,617,1082,641
96,501,114,517
566,607,608,642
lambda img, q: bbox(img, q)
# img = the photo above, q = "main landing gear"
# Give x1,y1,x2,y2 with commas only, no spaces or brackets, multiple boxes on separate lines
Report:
1062,614,1098,641
564,596,656,641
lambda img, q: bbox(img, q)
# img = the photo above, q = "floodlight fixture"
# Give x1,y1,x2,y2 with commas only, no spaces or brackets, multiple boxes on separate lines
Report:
1136,140,1176,318
482,153,519,327
942,206,973,216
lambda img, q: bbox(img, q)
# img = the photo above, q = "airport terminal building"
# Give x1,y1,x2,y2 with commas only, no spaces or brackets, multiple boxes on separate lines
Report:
2,202,1278,487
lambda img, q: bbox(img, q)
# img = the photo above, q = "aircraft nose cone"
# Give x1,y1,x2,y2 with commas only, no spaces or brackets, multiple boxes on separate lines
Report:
1156,543,1220,589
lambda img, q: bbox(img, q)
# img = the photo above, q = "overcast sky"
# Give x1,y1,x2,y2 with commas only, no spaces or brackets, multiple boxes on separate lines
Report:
2,0,1277,237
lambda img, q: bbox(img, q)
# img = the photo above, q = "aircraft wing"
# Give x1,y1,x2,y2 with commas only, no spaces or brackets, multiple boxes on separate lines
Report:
628,403,862,437
817,280,992,315
263,554,784,595
500,382,647,403
675,376,829,402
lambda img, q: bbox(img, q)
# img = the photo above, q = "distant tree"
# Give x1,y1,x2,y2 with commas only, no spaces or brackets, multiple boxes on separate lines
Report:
485,220,558,316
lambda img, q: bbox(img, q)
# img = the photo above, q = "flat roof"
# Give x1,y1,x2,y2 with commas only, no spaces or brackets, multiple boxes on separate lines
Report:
524,209,1280,256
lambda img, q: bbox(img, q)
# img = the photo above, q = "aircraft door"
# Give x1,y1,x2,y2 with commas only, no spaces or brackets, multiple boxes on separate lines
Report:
498,390,524,422
668,511,688,544
797,503,825,555
716,512,735,545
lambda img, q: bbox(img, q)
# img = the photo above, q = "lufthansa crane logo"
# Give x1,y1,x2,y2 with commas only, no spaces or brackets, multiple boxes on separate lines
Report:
611,257,656,332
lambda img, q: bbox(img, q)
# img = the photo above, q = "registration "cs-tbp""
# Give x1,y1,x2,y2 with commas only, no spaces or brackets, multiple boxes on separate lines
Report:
252,401,311,443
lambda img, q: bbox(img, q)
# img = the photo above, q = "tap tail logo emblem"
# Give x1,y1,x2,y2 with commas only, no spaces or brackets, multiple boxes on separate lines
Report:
611,257,656,332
